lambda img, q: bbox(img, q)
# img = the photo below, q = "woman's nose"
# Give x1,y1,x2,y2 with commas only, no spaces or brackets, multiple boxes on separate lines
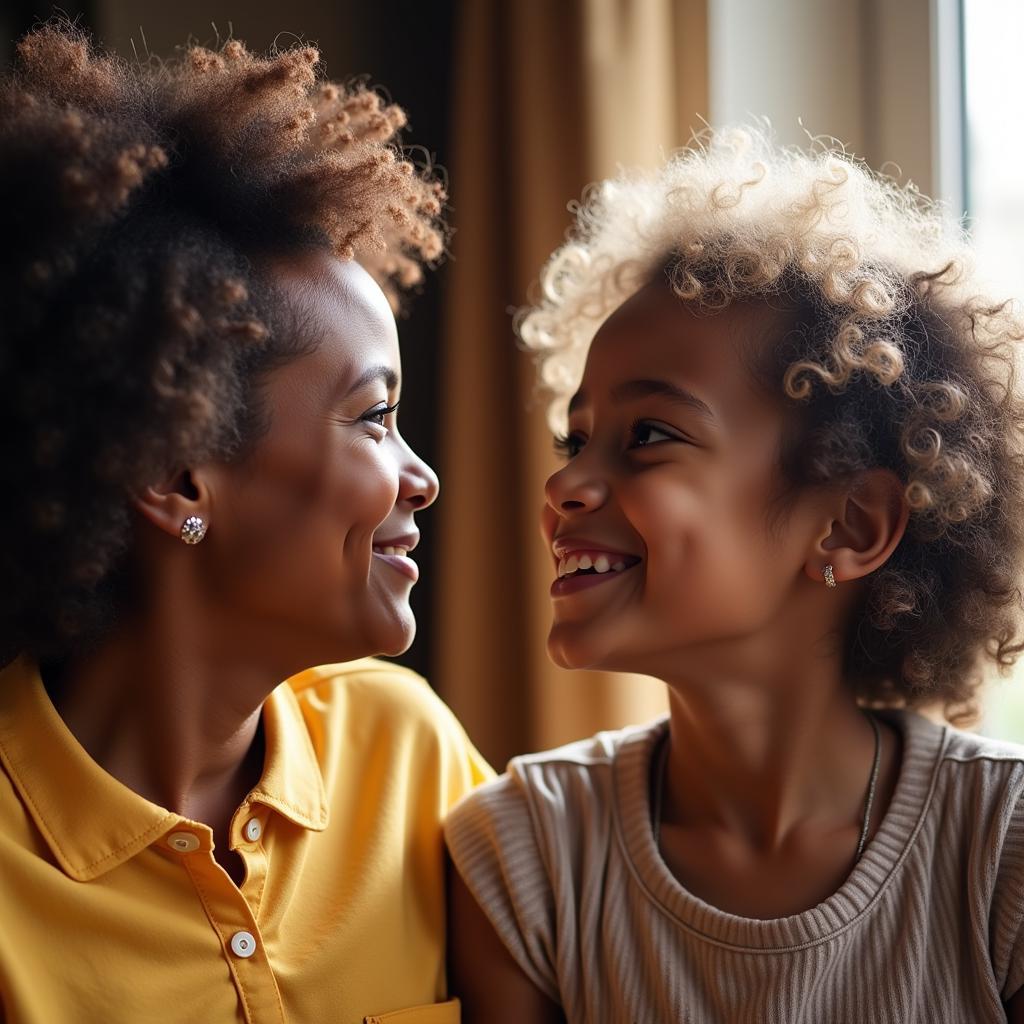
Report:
397,436,439,510
544,457,608,516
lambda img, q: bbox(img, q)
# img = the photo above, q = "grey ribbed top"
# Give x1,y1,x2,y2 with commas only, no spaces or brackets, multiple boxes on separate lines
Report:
445,710,1024,1023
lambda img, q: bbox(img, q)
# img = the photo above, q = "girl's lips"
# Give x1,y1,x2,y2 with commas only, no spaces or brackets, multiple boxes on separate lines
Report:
372,550,419,582
550,560,639,597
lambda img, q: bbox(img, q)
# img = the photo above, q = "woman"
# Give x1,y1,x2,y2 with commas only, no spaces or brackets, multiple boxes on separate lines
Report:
0,24,489,1024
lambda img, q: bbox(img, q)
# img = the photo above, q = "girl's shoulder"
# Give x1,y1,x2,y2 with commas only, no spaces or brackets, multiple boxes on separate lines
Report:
904,707,1024,809
938,715,1024,767
443,718,668,1001
879,707,1024,836
444,716,667,921
449,715,668,836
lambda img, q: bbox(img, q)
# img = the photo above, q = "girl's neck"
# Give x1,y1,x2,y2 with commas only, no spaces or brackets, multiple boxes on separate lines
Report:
659,663,887,852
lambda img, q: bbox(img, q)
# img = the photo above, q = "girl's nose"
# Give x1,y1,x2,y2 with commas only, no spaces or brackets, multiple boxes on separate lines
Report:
544,458,608,516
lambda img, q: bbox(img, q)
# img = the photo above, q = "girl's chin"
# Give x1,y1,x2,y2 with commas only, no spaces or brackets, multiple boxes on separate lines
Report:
547,633,612,672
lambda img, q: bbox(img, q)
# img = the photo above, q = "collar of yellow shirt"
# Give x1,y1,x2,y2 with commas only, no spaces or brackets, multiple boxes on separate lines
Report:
0,654,329,881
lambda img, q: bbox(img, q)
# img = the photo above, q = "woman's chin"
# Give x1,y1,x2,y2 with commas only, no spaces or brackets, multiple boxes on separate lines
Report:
370,612,417,658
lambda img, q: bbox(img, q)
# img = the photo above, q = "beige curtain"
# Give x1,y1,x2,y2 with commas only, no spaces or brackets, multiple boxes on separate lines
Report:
437,0,708,768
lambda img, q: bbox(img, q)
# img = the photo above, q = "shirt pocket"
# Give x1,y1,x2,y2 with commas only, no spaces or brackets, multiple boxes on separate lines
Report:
363,997,461,1024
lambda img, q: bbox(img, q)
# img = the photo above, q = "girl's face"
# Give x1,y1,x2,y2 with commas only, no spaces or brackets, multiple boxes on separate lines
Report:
542,280,823,677
199,254,438,666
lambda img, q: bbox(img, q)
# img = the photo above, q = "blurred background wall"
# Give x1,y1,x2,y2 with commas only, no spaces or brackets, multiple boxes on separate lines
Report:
7,0,1017,764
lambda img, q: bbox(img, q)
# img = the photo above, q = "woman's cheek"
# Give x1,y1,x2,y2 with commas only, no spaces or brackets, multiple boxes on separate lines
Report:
353,446,401,525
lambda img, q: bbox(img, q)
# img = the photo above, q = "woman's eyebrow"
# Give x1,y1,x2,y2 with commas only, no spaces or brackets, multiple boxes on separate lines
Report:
343,365,399,397
570,379,716,420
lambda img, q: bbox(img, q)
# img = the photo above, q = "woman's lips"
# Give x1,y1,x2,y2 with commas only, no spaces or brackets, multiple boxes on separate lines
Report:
372,549,419,582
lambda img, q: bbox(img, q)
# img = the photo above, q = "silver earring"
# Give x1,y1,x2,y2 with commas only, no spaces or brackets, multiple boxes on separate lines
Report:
180,515,207,545
823,564,837,588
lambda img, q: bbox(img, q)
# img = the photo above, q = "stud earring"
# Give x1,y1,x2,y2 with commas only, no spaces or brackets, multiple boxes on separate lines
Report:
823,564,837,588
180,515,207,545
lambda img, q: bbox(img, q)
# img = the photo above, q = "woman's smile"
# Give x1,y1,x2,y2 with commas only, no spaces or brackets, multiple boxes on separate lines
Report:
372,532,420,582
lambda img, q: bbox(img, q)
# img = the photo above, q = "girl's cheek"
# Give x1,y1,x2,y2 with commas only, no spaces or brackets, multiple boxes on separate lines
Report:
540,504,559,544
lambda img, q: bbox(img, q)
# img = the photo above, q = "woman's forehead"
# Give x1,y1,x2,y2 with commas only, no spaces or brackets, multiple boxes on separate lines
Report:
264,254,402,403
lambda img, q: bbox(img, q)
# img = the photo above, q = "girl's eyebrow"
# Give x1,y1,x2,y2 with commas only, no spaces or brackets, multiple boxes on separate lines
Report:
569,378,716,421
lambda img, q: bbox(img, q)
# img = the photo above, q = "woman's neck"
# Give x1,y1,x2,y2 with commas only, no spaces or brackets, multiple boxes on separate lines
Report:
44,610,276,827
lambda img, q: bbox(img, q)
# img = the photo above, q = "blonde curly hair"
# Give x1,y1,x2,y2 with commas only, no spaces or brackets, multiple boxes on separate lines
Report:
518,126,1024,724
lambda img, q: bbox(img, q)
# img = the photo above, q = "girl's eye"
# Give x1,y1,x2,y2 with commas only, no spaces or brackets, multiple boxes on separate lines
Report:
553,432,585,459
362,401,400,428
630,421,680,447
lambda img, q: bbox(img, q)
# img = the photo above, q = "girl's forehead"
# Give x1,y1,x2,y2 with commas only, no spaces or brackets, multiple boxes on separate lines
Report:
584,287,746,385
576,284,791,434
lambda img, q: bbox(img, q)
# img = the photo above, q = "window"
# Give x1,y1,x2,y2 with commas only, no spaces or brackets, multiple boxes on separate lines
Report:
962,0,1024,740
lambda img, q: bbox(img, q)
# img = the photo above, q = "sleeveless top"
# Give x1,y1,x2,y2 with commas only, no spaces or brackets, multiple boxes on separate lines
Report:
445,710,1024,1023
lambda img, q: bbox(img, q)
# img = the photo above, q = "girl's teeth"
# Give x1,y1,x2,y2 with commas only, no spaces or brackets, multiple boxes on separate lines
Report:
556,551,632,579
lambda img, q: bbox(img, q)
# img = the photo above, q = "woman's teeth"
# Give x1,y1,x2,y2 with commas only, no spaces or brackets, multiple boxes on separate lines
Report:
557,552,630,578
374,546,409,557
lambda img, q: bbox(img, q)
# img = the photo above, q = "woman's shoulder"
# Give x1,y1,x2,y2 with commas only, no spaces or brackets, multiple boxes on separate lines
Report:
288,658,454,726
284,659,493,785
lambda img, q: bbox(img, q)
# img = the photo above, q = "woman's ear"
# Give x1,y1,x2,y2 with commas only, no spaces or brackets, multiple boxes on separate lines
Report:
805,469,909,586
134,468,211,543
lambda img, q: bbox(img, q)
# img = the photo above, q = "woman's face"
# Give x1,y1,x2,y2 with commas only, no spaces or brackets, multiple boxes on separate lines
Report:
541,280,823,678
199,254,438,665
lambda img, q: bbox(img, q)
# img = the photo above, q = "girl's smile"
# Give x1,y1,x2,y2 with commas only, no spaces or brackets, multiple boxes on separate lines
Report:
541,276,824,678
549,537,642,596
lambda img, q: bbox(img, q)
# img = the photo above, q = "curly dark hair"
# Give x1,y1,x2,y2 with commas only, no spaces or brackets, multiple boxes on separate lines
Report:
0,23,447,667
519,126,1024,725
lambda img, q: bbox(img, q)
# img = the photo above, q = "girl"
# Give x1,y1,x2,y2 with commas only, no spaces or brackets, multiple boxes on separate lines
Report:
445,128,1024,1023
0,24,489,1024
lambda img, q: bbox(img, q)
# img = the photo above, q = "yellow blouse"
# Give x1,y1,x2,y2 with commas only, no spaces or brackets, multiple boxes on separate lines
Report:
0,656,492,1023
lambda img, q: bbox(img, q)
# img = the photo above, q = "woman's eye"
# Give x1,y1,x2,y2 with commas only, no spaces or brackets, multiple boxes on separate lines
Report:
630,421,678,447
553,432,585,459
362,401,400,428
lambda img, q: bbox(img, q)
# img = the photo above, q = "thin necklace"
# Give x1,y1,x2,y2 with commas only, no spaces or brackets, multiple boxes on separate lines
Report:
651,711,883,864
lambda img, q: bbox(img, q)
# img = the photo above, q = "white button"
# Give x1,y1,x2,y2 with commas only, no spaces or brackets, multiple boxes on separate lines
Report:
244,818,262,842
167,832,200,853
230,931,257,958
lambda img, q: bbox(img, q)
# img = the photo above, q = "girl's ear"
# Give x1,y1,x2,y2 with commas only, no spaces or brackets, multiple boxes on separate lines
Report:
805,469,909,586
134,468,212,542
